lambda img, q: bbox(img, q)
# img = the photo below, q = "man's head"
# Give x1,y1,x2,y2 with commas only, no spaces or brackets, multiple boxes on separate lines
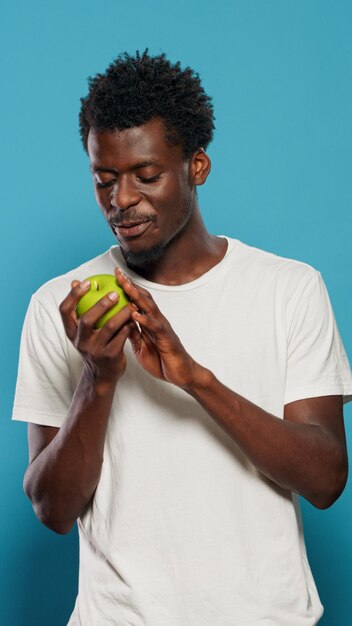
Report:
79,49,215,159
80,51,215,272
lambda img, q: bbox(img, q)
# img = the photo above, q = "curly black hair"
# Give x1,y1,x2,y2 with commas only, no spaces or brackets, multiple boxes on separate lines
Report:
79,50,215,158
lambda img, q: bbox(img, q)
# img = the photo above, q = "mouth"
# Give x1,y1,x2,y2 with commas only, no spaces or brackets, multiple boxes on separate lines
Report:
113,220,153,239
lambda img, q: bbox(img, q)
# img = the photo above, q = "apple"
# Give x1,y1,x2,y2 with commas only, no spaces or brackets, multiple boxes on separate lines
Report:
76,274,129,328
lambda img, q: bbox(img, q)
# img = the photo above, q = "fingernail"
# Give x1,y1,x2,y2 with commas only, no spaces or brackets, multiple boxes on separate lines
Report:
81,280,91,288
108,292,118,301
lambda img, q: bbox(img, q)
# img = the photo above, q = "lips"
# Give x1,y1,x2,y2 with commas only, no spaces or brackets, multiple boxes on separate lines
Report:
114,220,152,239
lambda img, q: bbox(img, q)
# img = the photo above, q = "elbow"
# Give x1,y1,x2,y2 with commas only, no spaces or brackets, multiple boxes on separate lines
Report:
310,455,348,510
35,507,75,535
23,473,75,535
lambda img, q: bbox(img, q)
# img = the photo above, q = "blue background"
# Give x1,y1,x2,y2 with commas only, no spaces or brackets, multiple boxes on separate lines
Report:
1,1,351,624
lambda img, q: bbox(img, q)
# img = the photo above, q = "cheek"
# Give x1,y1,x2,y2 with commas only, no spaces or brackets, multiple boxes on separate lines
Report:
158,192,193,234
156,178,190,208
94,188,110,215
94,186,102,206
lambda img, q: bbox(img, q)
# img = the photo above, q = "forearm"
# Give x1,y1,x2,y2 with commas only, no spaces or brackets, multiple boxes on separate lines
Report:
185,366,347,508
24,365,117,534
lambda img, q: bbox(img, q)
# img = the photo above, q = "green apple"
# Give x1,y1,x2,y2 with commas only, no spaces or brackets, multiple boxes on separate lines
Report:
76,274,129,328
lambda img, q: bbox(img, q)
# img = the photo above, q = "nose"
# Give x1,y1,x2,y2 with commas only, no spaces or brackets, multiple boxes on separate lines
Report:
110,175,141,211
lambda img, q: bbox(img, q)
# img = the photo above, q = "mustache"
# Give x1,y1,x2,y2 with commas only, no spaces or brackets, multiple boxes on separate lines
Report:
109,212,157,227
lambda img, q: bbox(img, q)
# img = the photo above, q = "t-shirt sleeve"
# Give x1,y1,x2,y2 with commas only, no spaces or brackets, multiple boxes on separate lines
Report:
12,295,74,427
284,269,352,405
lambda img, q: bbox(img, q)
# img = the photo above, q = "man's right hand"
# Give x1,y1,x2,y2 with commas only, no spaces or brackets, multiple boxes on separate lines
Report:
24,279,134,535
59,279,133,384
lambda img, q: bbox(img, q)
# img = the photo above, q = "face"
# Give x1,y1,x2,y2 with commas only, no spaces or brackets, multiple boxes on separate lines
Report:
87,117,210,269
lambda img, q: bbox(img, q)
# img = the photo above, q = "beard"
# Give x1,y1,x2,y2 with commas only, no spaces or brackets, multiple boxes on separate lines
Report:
120,240,168,270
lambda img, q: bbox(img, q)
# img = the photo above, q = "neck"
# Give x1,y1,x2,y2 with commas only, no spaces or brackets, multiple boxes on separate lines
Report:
123,207,228,286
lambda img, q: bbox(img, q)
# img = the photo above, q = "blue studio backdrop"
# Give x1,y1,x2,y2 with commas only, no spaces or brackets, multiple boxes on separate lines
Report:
1,1,351,625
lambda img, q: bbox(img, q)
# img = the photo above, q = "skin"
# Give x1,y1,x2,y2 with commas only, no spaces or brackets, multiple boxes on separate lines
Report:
24,117,348,534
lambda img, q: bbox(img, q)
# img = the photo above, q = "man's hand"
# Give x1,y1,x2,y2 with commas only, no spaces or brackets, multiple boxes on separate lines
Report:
59,279,133,384
25,281,134,535
115,268,198,389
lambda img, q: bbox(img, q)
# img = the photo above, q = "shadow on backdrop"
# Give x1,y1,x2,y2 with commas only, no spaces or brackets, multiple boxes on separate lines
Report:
8,521,78,626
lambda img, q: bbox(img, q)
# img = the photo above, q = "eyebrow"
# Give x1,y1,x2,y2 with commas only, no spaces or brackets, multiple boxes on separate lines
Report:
90,166,116,174
90,160,156,174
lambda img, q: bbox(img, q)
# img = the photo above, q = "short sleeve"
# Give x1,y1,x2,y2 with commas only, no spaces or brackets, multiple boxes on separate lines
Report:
284,270,352,405
12,296,74,426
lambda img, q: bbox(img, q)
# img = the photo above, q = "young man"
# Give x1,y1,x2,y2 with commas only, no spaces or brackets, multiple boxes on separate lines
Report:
13,51,352,625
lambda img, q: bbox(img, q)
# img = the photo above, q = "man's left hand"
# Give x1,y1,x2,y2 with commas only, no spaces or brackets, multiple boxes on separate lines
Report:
115,268,198,389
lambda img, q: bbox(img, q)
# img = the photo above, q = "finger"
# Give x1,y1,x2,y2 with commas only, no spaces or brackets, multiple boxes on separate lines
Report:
60,279,91,316
103,318,132,356
96,303,133,344
59,279,91,340
127,321,142,354
130,307,180,355
77,291,126,339
130,308,165,335
115,268,158,315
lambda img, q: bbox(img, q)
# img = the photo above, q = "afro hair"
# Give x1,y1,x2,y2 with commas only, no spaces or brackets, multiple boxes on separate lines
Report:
79,50,215,158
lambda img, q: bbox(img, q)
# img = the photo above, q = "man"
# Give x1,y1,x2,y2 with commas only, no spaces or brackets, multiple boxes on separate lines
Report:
12,50,352,625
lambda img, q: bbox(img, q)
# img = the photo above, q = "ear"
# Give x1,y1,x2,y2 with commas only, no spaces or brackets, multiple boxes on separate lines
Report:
189,148,211,186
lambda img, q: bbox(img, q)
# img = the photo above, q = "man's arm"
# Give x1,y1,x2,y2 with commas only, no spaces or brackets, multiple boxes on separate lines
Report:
186,375,347,508
117,269,348,509
23,280,133,534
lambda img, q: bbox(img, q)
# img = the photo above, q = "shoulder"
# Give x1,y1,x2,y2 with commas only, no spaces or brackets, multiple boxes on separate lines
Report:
227,238,320,296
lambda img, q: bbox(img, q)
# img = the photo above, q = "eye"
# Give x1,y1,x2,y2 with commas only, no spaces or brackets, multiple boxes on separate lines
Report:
96,179,115,189
138,174,162,184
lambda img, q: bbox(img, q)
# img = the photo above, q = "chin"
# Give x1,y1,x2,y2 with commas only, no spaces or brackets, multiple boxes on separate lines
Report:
120,241,167,270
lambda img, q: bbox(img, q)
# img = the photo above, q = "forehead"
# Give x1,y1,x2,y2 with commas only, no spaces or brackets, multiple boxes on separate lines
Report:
87,117,184,169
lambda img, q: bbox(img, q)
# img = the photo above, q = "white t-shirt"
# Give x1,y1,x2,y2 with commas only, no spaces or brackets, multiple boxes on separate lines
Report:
12,237,352,625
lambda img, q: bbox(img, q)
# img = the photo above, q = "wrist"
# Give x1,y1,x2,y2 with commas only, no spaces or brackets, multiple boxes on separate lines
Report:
82,362,119,395
181,362,215,396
